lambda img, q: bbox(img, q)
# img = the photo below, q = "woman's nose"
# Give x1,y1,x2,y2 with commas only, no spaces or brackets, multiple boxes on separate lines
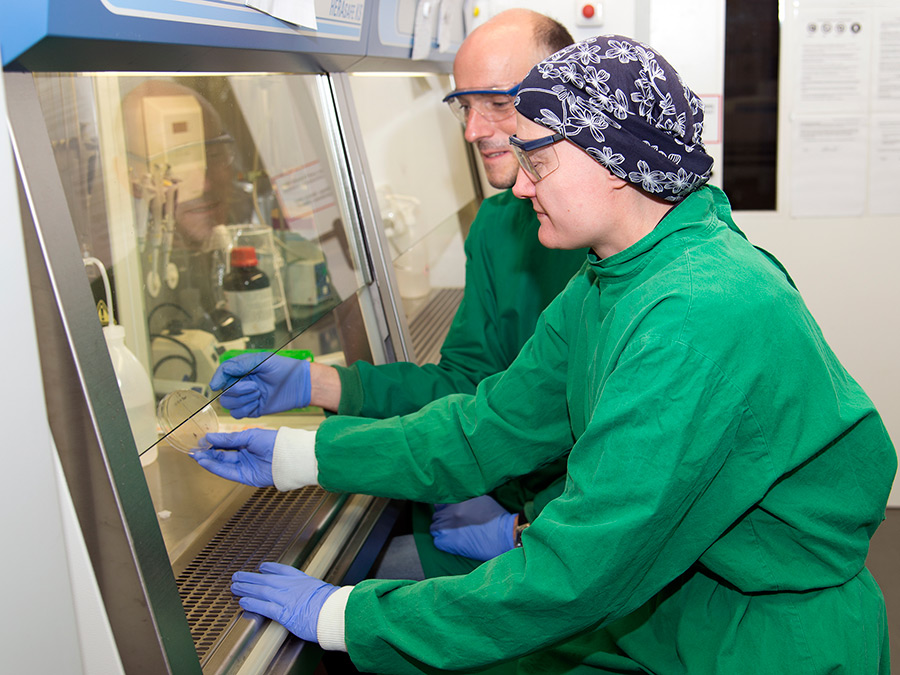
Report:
512,167,535,199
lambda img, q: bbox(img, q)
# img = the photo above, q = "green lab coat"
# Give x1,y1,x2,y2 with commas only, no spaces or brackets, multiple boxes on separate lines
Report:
315,186,896,674
333,189,587,576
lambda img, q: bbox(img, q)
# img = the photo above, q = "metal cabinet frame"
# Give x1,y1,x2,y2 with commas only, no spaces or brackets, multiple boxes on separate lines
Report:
7,66,415,674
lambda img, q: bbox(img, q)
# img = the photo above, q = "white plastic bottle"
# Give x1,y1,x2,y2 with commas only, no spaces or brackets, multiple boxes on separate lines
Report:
103,324,159,466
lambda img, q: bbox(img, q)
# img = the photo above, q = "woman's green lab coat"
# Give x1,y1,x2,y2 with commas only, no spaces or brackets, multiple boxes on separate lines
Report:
315,186,895,674
334,189,587,576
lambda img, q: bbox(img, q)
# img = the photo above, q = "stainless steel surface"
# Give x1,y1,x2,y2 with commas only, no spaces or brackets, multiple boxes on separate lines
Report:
404,287,465,366
10,70,198,675
11,66,403,674
329,72,413,363
11,43,470,675
181,483,344,669
231,493,377,675
145,443,257,574
145,441,393,675
315,74,372,287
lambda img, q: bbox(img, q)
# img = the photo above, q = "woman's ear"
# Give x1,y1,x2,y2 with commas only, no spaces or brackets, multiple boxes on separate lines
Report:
607,170,629,191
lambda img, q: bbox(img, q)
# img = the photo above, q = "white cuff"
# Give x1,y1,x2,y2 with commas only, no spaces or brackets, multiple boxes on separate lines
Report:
272,427,318,491
317,585,353,652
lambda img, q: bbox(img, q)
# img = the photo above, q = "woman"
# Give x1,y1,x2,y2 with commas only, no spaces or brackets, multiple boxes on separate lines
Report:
194,35,895,674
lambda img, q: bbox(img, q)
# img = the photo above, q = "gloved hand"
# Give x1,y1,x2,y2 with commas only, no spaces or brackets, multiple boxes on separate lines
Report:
190,429,277,487
210,352,311,418
430,495,517,561
231,562,338,643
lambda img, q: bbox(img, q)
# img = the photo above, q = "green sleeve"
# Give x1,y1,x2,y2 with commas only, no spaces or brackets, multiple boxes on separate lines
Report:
522,475,565,523
315,281,577,502
334,192,585,419
334,196,523,417
340,338,775,673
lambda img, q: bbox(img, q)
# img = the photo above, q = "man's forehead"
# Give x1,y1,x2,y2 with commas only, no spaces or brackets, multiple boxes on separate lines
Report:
453,46,533,91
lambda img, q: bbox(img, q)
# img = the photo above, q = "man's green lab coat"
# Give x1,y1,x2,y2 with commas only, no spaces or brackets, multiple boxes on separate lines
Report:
315,186,895,674
333,189,587,576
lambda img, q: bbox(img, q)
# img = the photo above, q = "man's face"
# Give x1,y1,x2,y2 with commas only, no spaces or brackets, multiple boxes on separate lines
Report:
173,133,234,249
123,85,235,250
452,31,541,189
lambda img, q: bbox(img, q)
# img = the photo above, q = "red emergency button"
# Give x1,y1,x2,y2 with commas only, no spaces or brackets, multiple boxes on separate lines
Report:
582,4,596,19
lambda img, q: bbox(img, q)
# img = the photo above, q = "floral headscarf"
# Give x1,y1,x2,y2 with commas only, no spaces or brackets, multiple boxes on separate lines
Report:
515,35,713,202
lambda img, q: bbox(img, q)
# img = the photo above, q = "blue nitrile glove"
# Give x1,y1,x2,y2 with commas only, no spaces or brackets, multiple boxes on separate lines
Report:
231,562,338,643
210,352,311,418
429,495,517,561
191,429,277,487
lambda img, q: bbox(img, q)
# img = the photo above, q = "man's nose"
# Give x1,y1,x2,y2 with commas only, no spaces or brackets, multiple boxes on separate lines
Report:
464,109,494,143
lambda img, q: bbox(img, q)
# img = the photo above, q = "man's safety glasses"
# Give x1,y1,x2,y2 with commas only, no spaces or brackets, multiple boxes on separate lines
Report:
442,83,520,126
509,133,565,183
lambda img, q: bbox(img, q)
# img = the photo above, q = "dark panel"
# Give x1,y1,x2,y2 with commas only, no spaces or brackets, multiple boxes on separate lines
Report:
723,0,780,210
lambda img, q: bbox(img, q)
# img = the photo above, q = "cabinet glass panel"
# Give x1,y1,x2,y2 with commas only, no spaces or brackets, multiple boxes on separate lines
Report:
33,73,370,560
348,73,478,364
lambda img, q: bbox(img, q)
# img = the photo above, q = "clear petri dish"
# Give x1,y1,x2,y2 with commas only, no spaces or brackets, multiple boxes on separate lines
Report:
157,389,218,453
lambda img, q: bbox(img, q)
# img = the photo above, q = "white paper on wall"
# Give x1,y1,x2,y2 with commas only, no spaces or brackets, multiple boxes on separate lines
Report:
789,2,900,216
790,115,868,217
867,114,900,214
873,10,900,111
245,0,317,30
271,162,338,238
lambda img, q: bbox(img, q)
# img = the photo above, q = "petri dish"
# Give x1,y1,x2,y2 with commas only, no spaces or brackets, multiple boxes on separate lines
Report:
157,389,218,453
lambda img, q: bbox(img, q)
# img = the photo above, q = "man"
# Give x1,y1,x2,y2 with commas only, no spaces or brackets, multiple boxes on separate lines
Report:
195,35,895,674
123,80,247,252
209,9,585,578
122,80,251,336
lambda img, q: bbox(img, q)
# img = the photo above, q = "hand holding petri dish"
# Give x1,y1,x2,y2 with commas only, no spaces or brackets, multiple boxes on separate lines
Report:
157,389,219,453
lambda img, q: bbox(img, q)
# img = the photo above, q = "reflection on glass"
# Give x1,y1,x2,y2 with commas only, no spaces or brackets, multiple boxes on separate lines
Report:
34,73,367,465
349,73,478,363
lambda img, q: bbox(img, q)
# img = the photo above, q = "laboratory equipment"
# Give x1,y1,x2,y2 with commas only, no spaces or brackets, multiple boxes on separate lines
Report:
228,223,293,332
86,255,159,465
157,388,217,453
12,69,400,674
223,246,277,349
104,323,159,465
4,1,472,673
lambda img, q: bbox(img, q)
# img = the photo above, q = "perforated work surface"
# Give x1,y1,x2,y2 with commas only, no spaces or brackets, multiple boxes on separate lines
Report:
175,485,329,661
408,287,464,365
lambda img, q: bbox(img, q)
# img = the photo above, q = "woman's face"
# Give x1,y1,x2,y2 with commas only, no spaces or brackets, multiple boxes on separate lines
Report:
511,115,623,255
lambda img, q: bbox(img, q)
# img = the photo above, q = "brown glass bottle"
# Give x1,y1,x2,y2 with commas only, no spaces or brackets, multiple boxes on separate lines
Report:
223,246,276,349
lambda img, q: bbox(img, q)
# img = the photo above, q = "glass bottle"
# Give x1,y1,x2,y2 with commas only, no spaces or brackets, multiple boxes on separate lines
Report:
223,245,276,349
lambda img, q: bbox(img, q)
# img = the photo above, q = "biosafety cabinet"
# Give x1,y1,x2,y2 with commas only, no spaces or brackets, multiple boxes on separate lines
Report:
2,1,477,673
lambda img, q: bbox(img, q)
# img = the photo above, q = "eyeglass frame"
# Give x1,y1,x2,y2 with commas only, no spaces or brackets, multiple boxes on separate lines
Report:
442,83,521,125
508,133,566,183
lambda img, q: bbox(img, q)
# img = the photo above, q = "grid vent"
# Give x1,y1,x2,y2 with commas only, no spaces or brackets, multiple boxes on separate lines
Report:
408,287,464,365
175,485,329,661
